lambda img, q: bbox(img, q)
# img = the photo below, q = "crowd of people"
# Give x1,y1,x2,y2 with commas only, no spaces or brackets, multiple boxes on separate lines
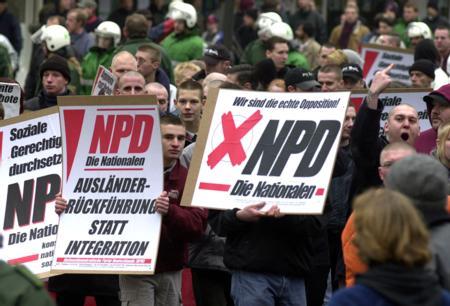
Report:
1,0,450,306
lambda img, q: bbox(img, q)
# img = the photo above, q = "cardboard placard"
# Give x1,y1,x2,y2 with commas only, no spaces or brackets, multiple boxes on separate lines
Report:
0,107,61,278
360,44,414,86
181,89,349,214
53,96,163,274
91,66,117,96
0,82,21,119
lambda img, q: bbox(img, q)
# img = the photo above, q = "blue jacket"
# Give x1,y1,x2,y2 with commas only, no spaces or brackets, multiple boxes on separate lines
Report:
329,284,450,306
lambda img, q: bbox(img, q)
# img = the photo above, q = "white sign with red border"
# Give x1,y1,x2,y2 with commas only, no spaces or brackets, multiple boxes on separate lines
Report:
52,96,163,274
360,44,414,86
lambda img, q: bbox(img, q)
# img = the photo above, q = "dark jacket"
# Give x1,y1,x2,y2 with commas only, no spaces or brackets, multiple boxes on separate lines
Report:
0,8,22,54
210,209,323,277
24,89,71,111
288,8,327,44
350,99,387,198
156,160,208,273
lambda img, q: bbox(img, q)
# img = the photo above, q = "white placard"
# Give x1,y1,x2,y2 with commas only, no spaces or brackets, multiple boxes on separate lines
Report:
0,82,21,119
91,65,117,96
0,107,61,278
53,96,163,274
181,89,349,214
361,44,414,86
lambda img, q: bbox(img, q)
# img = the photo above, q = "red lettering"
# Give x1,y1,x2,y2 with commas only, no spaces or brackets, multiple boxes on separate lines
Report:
89,115,114,153
128,115,153,153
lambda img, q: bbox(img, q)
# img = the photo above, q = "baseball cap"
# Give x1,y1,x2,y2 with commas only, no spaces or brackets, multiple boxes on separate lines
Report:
342,64,363,81
284,68,320,91
203,45,231,65
423,84,450,106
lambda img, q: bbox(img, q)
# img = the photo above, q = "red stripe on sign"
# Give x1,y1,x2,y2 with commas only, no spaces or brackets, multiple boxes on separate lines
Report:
63,110,85,181
98,108,156,111
362,50,379,78
8,254,39,264
84,168,144,171
0,131,3,162
350,97,364,112
199,182,231,192
315,188,325,196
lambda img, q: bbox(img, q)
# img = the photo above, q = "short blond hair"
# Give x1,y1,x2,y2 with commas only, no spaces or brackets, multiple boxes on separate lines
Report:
436,122,450,168
174,62,201,86
353,188,431,267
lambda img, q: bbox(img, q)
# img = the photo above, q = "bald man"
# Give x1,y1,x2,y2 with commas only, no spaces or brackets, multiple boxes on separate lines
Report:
110,51,138,79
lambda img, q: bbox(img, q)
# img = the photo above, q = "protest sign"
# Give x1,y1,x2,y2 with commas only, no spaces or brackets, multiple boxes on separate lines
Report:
91,65,117,96
350,88,431,135
0,107,61,278
53,96,163,274
0,82,21,119
181,89,349,214
360,44,414,86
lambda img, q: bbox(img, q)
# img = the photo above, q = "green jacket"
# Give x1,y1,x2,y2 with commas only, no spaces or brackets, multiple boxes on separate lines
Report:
114,37,173,81
240,39,266,65
161,30,204,64
80,47,115,95
0,44,12,78
393,18,418,48
0,261,55,306
287,51,310,70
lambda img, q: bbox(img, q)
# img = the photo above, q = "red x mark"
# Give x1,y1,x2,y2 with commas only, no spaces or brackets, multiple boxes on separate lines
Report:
207,110,263,169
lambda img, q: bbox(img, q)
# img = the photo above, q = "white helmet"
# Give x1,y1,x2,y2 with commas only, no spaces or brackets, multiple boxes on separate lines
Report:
407,22,432,39
268,22,293,41
41,25,70,52
257,12,282,31
169,2,197,28
95,21,121,46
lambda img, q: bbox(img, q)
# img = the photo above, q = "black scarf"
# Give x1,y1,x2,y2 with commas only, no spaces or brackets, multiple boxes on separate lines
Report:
357,262,442,306
338,21,356,49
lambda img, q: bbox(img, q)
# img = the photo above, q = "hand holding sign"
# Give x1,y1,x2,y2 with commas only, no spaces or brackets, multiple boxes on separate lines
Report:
236,202,267,222
156,191,170,215
55,193,67,215
367,64,394,109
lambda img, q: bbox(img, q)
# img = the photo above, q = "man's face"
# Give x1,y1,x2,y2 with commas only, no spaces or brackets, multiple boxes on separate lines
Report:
266,42,289,70
318,46,335,67
145,85,168,113
43,70,68,95
161,124,186,166
384,105,420,145
175,89,204,124
297,0,310,10
174,20,186,34
410,71,433,88
378,148,415,182
136,50,158,79
378,21,392,35
376,34,396,47
431,102,450,130
342,106,356,141
344,7,358,24
116,75,145,95
409,36,423,47
66,12,80,33
403,7,418,23
318,71,343,92
111,56,138,79
434,29,450,54
343,77,364,90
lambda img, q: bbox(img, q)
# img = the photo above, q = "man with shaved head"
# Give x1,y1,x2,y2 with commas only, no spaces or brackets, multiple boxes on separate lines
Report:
110,51,138,79
115,70,145,95
145,82,169,113
350,64,420,196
